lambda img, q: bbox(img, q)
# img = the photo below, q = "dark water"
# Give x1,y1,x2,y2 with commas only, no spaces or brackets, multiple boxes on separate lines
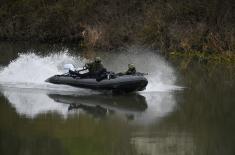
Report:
0,42,235,155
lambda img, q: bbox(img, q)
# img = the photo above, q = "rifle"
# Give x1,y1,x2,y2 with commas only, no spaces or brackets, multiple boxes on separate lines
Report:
135,72,148,76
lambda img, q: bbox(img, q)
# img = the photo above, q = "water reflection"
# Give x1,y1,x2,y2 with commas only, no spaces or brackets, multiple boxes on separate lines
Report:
0,86,177,124
1,88,69,118
131,132,194,155
49,93,147,111
48,93,147,119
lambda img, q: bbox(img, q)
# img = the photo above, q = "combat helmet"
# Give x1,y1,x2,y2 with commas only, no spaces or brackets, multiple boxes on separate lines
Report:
94,57,101,63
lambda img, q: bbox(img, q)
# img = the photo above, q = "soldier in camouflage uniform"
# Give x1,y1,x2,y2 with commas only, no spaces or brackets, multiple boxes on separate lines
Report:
69,57,106,79
84,57,106,79
85,57,105,74
125,64,136,75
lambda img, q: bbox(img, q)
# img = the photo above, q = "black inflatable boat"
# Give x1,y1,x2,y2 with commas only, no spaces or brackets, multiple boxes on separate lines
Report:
46,73,148,93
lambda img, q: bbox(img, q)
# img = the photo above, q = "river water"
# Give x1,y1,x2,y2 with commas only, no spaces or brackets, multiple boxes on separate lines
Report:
0,42,234,155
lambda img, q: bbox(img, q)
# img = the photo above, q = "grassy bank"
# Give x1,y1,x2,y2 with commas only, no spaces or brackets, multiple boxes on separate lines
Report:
170,51,235,65
168,51,235,72
0,0,234,54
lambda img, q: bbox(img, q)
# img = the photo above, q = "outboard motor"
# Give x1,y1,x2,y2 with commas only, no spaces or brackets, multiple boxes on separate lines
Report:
63,64,75,73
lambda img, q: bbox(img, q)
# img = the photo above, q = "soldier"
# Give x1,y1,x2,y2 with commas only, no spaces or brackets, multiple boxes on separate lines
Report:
84,57,107,80
85,57,105,74
69,57,106,79
125,64,136,75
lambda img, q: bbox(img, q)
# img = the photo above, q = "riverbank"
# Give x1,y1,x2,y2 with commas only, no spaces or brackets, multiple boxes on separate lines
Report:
169,51,235,67
0,0,234,53
1,41,235,70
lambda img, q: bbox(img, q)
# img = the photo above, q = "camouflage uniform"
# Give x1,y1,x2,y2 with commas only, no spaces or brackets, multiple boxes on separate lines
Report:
69,57,106,80
85,57,106,79
125,64,136,75
85,61,104,74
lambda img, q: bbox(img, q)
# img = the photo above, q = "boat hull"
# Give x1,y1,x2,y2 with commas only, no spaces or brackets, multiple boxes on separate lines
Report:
46,75,148,92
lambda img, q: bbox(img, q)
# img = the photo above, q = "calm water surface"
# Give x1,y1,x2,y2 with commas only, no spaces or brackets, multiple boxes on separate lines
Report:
0,42,235,155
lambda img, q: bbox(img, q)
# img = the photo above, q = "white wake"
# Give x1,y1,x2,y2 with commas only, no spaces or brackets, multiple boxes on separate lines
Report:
0,47,182,120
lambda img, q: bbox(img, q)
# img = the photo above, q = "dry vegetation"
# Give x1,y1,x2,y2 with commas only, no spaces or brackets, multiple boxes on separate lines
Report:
0,0,234,54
